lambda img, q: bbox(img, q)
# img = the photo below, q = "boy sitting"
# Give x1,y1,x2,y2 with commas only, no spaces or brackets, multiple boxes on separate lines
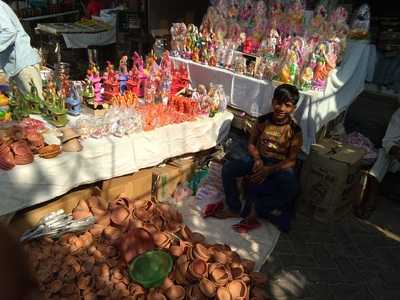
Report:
217,84,302,233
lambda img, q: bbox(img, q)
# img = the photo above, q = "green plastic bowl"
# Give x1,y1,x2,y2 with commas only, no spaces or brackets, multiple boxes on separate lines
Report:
128,250,173,289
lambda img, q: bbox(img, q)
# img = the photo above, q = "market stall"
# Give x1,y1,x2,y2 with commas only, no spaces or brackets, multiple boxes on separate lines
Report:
172,40,374,152
0,111,232,216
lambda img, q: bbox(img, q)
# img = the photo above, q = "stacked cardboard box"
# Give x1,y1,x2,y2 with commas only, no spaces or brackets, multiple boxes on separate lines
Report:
299,139,366,222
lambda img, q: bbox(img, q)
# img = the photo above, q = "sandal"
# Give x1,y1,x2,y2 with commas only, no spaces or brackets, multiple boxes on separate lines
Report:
232,219,261,233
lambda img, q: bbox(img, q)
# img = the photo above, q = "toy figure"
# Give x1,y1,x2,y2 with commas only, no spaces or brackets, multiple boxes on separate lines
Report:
227,0,239,19
277,48,299,84
42,80,68,127
65,84,81,116
311,42,336,90
299,66,314,90
82,78,95,107
287,0,305,36
350,4,370,39
170,23,187,56
119,55,129,75
239,0,254,23
308,5,329,41
25,80,43,114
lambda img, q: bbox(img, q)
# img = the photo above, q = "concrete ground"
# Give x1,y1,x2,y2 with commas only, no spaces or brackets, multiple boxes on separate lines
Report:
261,181,400,300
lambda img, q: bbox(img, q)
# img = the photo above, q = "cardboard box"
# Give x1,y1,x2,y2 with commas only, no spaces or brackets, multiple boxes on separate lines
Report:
151,165,181,201
299,139,366,221
10,187,96,237
168,157,196,183
102,170,153,203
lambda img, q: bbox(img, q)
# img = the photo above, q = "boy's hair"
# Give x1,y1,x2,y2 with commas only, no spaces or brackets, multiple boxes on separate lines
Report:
273,84,300,106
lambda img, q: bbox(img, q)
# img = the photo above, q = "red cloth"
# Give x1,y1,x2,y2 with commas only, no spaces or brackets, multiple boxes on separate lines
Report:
87,0,102,16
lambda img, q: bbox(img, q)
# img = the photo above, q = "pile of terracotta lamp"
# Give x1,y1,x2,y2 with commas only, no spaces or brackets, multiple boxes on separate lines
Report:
0,125,49,170
24,196,270,300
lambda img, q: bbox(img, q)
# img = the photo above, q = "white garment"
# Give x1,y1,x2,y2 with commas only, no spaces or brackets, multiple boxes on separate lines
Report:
10,64,43,99
370,107,400,182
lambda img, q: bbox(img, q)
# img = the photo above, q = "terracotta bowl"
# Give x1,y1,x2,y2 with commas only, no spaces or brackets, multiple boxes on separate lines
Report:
153,231,172,249
193,243,210,261
103,226,122,241
216,286,232,300
166,285,186,300
72,207,93,220
199,278,217,298
169,244,185,257
213,251,228,265
110,206,131,227
227,280,248,300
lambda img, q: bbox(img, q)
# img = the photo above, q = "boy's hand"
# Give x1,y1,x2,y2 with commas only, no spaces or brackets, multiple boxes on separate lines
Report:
252,158,264,173
249,165,274,184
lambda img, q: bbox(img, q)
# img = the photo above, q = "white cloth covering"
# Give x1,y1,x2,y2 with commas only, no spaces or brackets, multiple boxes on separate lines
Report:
370,108,400,182
171,40,373,153
0,112,233,216
62,13,117,49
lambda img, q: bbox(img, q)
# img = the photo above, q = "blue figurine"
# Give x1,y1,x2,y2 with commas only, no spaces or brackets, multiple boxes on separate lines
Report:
119,55,129,95
65,84,81,116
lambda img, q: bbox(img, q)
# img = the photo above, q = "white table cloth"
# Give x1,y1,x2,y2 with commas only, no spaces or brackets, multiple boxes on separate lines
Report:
171,40,374,153
0,112,233,216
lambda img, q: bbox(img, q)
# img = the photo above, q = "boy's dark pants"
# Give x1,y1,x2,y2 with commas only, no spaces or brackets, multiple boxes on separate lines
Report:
221,155,298,231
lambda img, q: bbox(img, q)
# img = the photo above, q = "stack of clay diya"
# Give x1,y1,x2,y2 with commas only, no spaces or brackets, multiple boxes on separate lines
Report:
23,194,270,299
59,128,83,152
38,144,61,159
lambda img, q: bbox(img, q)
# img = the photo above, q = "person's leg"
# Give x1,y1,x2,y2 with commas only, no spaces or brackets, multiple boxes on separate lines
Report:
220,156,254,218
11,65,43,100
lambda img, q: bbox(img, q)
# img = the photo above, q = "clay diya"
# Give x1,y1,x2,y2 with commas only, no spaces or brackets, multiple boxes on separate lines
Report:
169,242,185,257
103,226,122,241
188,258,208,280
186,285,206,300
231,262,245,280
227,280,248,300
119,227,155,264
166,285,186,300
193,243,210,262
161,277,174,291
153,231,172,249
89,224,106,236
216,286,232,300
213,251,229,265
199,278,217,298
38,144,61,159
209,263,230,287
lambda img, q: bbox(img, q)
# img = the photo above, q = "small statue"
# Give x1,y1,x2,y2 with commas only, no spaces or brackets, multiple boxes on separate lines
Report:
65,84,81,116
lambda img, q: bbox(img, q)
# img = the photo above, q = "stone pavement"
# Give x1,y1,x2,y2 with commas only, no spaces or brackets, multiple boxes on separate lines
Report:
260,213,400,300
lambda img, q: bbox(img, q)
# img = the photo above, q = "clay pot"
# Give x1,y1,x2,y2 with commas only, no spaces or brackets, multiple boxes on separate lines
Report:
78,275,91,290
161,277,174,291
166,285,186,300
199,278,217,298
62,138,83,152
216,287,232,300
103,226,122,241
249,272,269,287
241,259,255,273
188,259,208,280
227,280,248,300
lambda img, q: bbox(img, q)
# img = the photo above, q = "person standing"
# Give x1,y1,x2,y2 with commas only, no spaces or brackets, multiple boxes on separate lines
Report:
0,0,43,99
